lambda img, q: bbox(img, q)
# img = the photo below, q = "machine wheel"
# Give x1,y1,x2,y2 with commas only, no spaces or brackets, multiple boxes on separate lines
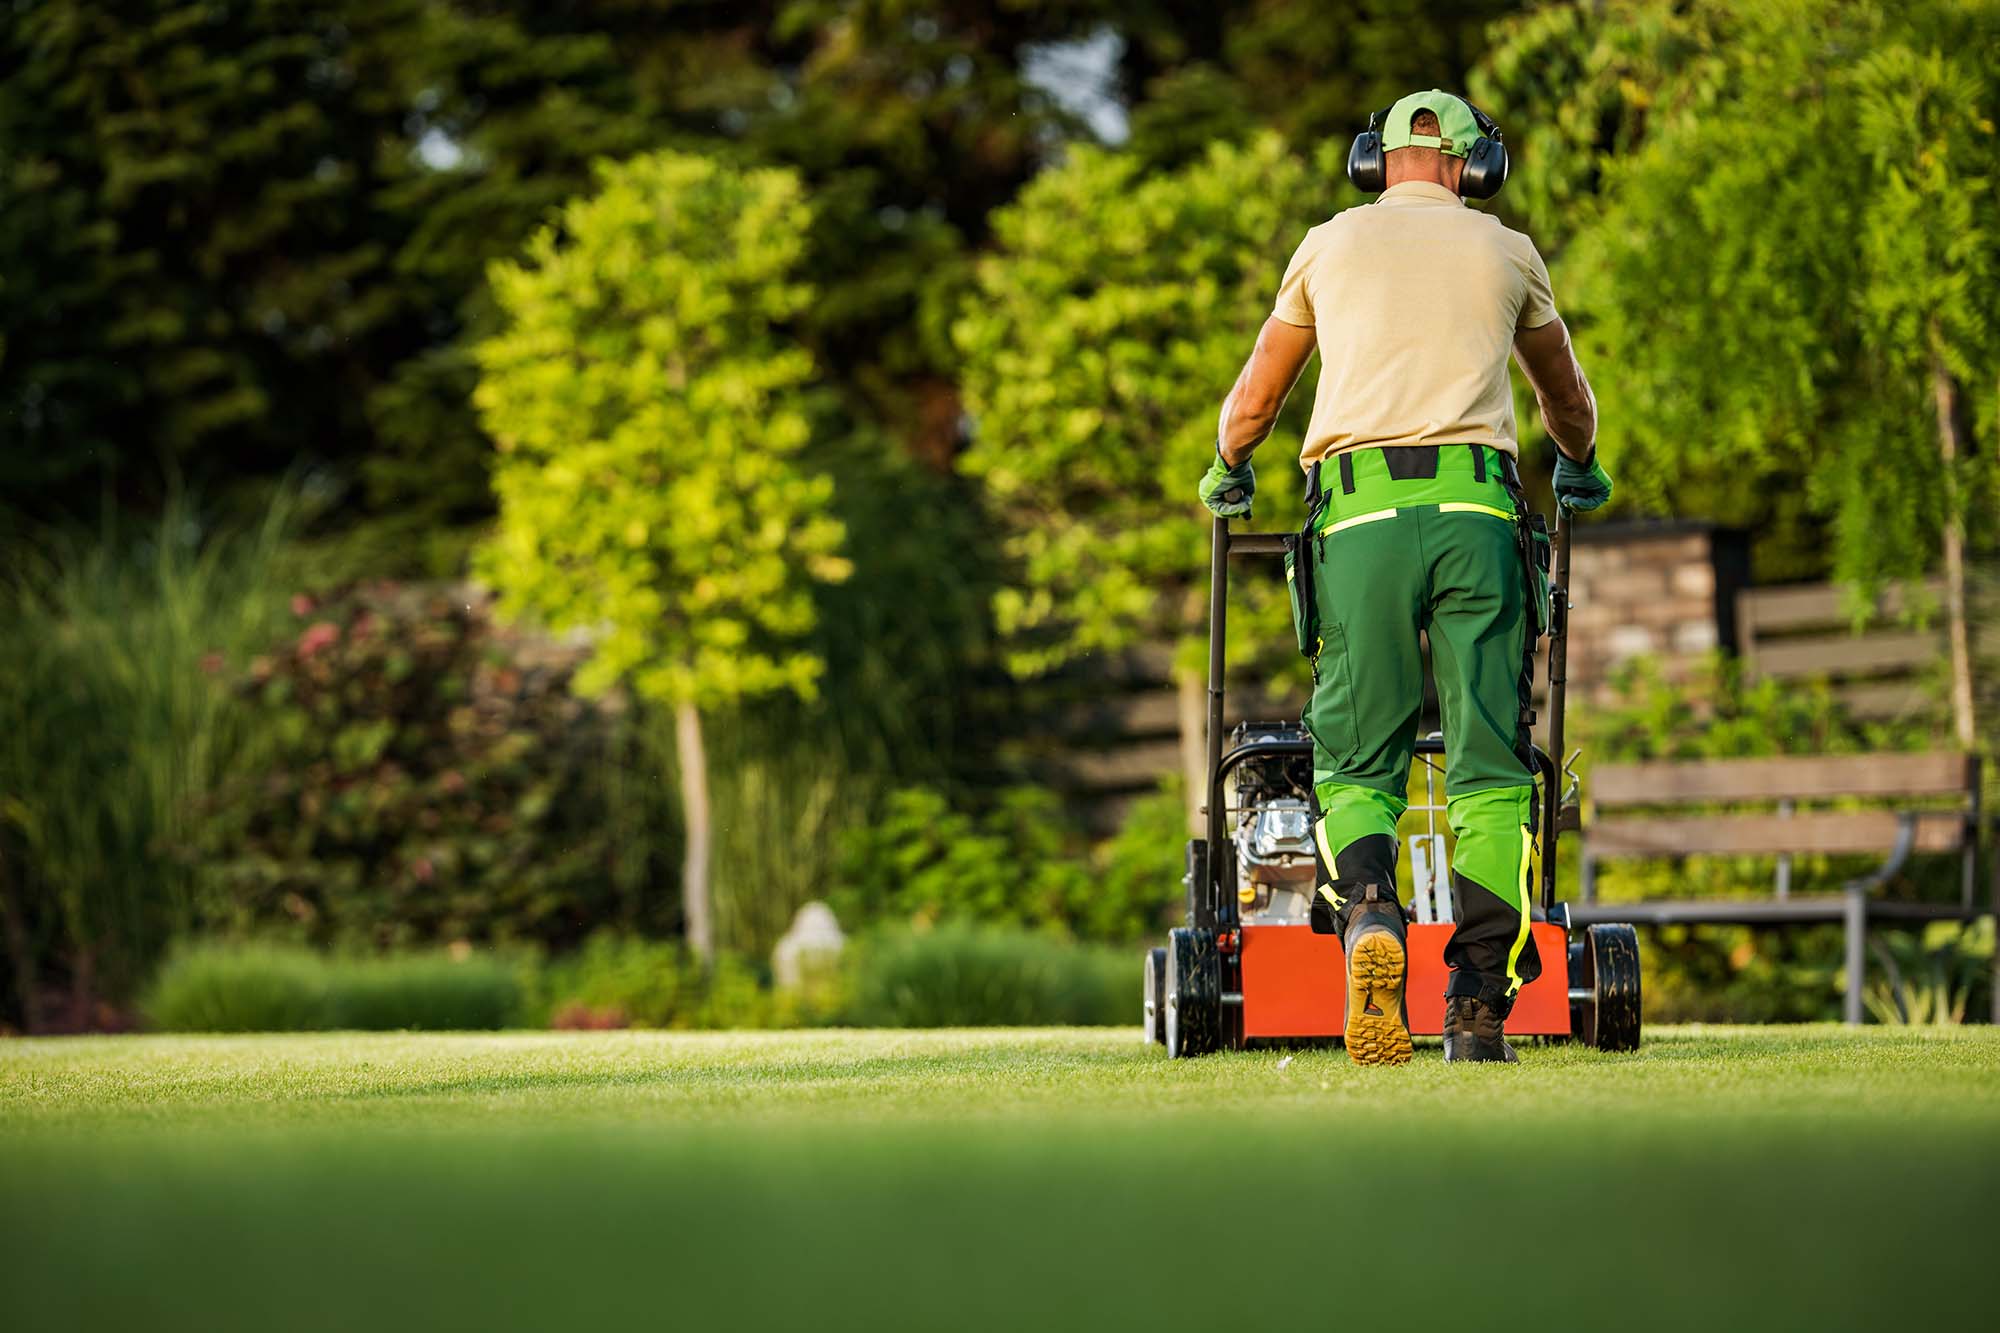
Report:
1164,927,1221,1059
1570,923,1641,1051
1143,946,1167,1045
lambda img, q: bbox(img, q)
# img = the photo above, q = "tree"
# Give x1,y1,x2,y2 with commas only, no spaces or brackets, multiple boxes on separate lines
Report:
474,150,850,959
1477,0,1999,744
955,134,1322,826
1113,0,1524,167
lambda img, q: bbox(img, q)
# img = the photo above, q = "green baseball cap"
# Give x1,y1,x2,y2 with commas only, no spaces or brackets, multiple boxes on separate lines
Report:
1381,89,1481,159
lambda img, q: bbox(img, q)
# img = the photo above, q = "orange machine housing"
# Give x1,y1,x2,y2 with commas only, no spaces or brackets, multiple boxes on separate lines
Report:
1239,922,1571,1037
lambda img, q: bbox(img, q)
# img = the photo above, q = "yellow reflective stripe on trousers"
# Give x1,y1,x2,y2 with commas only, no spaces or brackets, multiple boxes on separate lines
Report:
1505,825,1533,995
1438,502,1515,521
1321,507,1397,535
1313,818,1346,910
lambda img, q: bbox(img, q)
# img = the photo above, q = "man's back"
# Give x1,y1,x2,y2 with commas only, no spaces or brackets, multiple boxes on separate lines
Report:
1272,181,1556,465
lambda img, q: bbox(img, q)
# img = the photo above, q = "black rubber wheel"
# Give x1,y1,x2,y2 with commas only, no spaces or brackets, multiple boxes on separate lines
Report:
1570,923,1641,1051
1164,927,1220,1059
1143,946,1167,1045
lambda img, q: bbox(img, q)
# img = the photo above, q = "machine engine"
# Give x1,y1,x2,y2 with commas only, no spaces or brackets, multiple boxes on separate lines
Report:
1226,721,1318,921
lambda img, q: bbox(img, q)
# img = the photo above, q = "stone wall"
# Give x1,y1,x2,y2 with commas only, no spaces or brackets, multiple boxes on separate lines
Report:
1554,522,1747,701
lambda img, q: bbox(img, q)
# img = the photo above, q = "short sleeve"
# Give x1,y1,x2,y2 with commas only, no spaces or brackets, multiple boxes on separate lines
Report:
1516,235,1558,330
1271,231,1317,327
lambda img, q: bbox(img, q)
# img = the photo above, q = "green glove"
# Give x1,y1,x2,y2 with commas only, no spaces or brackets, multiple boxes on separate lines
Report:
1199,450,1256,519
1553,449,1613,512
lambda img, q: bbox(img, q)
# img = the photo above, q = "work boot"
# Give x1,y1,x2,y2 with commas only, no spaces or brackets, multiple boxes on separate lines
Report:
1442,994,1517,1064
1341,884,1411,1067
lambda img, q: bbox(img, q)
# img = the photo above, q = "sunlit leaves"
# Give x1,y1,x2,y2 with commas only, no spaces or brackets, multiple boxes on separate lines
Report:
955,134,1319,678
475,150,849,710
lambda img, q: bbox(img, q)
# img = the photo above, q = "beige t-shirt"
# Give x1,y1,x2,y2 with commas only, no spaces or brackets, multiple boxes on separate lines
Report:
1271,180,1558,466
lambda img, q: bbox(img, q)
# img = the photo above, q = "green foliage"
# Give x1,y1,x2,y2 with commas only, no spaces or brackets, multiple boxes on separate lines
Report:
0,498,295,1027
477,149,850,709
954,135,1317,678
1865,919,1994,1026
536,933,690,1029
1581,655,1936,765
1478,0,2000,587
1116,2,1521,169
1086,781,1191,942
532,932,846,1031
832,784,1176,944
842,924,1129,1027
142,940,520,1032
1639,926,1848,1025
832,788,1087,934
695,433,1006,955
188,583,675,952
141,941,334,1034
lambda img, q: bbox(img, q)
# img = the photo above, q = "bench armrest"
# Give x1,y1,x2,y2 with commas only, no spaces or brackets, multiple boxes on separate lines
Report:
1842,812,1917,898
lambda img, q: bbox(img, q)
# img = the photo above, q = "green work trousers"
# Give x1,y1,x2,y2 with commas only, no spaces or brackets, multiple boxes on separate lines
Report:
1295,444,1543,1010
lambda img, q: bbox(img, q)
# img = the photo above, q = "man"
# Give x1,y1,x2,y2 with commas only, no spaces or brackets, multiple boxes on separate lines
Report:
1199,90,1611,1065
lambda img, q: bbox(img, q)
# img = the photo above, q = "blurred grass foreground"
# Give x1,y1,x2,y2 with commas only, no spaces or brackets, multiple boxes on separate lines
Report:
3,1026,1995,1331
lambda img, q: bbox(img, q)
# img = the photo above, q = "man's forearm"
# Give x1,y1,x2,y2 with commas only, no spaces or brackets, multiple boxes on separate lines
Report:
1217,387,1279,466
1513,317,1598,461
1217,316,1317,466
1537,378,1598,461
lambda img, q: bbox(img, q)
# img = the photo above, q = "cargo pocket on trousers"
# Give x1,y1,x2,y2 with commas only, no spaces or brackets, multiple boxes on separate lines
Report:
1523,517,1552,641
1303,622,1361,766
1282,533,1318,660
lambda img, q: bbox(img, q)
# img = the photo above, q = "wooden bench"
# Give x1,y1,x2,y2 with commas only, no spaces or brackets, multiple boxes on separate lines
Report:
1573,752,1984,1022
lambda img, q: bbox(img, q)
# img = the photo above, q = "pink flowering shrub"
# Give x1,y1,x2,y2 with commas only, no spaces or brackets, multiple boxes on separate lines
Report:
188,583,674,951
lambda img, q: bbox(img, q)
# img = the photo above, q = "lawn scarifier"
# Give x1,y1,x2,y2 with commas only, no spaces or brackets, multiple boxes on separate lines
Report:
1146,511,1642,1056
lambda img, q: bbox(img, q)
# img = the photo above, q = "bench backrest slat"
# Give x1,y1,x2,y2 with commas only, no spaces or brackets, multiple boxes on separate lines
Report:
1592,752,1972,808
1588,810,1967,859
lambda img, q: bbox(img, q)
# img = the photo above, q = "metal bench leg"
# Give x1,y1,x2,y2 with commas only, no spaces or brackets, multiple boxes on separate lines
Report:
1843,882,1866,1026
1837,813,1914,1026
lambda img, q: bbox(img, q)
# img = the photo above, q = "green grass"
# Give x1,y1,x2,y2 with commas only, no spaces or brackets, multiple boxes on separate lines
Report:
3,1027,1996,1330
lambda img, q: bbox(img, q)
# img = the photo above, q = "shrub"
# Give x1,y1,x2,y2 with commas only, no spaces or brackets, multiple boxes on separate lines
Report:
832,783,1177,943
532,932,843,1030
534,933,688,1029
842,924,1128,1028
142,941,333,1033
326,951,522,1031
187,583,677,953
143,941,520,1032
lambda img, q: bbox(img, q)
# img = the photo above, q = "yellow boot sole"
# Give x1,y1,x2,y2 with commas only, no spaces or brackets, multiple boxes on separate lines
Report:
1345,931,1412,1067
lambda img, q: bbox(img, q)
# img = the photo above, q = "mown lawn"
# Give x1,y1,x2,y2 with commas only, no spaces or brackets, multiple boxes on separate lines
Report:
3,1026,1996,1331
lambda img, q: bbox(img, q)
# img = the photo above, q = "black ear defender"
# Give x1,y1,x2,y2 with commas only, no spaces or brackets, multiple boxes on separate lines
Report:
1345,96,1509,201
1345,109,1388,193
1456,99,1509,200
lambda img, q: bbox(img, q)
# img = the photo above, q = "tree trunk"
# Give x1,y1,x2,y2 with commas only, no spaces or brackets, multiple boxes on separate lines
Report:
1174,663,1207,836
0,846,43,1034
1928,349,1977,751
675,699,714,961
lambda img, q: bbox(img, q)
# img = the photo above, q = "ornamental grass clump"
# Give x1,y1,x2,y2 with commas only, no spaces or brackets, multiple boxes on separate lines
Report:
143,940,522,1032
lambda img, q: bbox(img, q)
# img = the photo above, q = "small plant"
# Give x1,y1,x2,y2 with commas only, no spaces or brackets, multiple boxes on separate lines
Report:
1864,920,1993,1025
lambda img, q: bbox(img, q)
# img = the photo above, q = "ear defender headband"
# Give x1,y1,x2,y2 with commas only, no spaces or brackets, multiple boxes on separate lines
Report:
1345,90,1509,200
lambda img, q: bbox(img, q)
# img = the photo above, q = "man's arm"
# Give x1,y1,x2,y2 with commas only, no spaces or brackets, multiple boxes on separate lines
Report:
1218,317,1317,465
1512,317,1597,461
